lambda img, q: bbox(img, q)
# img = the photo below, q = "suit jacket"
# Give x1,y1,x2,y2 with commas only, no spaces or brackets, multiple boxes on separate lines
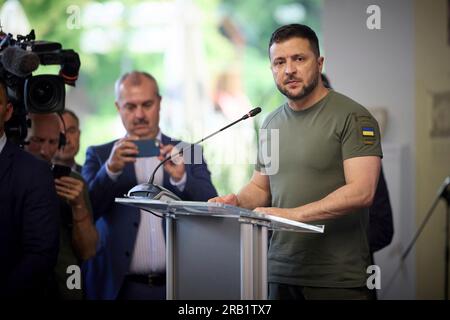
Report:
0,140,60,297
368,167,394,253
81,134,217,299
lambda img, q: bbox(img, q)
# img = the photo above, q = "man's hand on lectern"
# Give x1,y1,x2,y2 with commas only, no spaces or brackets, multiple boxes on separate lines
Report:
208,194,239,207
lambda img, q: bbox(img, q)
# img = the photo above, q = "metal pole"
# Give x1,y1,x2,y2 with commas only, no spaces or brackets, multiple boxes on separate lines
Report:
445,204,449,300
166,215,174,300
240,223,253,299
258,226,268,300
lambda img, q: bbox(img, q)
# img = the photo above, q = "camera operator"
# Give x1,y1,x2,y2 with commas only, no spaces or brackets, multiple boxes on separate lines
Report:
0,79,60,298
25,112,98,300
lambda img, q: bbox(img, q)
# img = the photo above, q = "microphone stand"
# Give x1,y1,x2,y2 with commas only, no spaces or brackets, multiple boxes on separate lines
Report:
444,180,450,300
385,177,450,299
127,107,261,201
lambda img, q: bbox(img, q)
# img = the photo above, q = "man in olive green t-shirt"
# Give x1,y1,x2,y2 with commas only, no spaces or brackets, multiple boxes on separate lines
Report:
209,24,382,300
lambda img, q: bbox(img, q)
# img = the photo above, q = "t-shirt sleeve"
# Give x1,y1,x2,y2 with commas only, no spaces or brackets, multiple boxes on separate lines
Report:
340,110,383,160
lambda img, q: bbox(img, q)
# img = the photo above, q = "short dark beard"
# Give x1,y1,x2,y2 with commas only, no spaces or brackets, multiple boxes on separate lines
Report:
277,72,319,101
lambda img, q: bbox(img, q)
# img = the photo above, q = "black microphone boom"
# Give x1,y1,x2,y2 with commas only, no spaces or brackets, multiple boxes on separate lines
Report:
191,107,261,150
127,107,261,201
148,107,261,184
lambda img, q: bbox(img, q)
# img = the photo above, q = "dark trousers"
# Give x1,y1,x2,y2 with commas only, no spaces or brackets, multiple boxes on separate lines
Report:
269,283,374,300
117,275,166,300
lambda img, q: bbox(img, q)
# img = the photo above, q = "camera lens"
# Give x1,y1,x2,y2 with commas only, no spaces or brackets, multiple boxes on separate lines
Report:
30,79,55,105
25,75,65,113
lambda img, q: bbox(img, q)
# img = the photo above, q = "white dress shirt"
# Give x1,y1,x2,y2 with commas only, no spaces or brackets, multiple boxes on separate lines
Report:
105,132,186,275
0,133,6,154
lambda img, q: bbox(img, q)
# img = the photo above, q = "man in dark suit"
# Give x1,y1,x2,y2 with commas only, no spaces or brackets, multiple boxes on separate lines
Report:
0,79,60,297
82,71,217,300
368,169,394,253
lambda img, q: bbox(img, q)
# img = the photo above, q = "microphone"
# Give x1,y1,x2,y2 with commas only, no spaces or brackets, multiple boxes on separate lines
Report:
242,107,262,120
1,46,40,77
127,107,262,201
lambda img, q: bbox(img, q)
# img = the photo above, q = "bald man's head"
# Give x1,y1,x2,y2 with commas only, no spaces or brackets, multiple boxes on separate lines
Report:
25,113,61,163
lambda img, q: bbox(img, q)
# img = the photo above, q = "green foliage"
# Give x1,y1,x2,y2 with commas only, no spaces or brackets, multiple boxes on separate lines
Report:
2,0,321,195
219,0,322,55
15,0,87,48
76,113,121,164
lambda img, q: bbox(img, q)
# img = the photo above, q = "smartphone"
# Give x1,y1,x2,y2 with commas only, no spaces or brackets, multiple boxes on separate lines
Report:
133,139,160,157
52,164,72,179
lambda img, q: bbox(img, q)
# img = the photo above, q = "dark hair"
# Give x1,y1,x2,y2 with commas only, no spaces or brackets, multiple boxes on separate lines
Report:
61,109,79,127
269,24,320,57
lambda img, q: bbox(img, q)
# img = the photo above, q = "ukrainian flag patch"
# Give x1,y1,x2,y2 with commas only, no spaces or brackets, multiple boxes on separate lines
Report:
362,127,375,137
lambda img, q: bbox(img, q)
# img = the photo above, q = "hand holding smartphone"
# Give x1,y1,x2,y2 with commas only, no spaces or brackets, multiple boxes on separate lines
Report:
52,164,72,179
133,139,160,157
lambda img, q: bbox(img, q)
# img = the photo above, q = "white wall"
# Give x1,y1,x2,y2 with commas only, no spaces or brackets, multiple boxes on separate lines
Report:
414,0,450,299
323,0,416,299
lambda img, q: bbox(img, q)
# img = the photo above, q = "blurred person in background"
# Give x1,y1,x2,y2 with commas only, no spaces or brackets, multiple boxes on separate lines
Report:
53,109,82,173
82,71,217,300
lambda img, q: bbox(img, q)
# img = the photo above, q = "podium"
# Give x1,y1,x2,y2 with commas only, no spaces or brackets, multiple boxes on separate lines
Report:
116,198,324,300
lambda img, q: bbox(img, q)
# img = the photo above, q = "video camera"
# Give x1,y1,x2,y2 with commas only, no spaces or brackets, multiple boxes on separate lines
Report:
0,29,80,145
